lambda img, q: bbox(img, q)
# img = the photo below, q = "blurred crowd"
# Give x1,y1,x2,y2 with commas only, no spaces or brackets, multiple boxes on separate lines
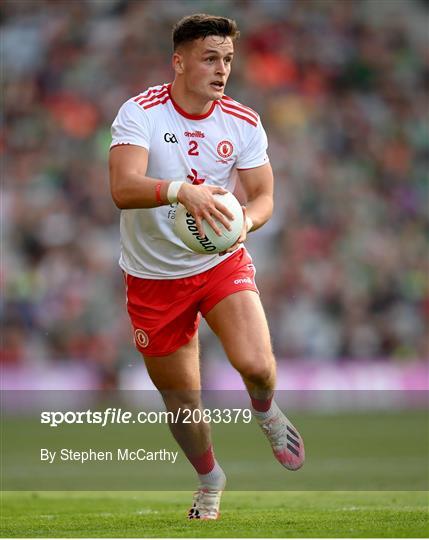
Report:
2,0,428,383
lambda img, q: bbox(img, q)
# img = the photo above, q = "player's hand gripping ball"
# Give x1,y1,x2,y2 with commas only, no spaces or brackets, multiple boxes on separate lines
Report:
174,191,244,254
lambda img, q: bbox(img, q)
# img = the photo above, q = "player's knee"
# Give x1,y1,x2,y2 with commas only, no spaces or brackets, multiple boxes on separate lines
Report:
239,356,275,385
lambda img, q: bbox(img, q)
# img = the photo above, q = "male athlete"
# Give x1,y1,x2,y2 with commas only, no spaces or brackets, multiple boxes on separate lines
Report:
109,14,304,519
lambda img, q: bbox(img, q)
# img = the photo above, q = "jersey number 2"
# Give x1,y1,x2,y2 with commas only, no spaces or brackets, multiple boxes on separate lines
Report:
188,141,199,156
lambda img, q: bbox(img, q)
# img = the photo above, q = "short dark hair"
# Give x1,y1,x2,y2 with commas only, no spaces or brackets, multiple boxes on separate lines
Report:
172,13,240,51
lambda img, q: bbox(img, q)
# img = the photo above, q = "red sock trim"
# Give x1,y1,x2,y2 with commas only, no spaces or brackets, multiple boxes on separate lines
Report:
188,446,215,475
251,395,273,413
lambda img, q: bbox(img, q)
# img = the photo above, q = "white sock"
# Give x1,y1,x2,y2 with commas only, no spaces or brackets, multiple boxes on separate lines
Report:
198,460,226,490
252,400,280,422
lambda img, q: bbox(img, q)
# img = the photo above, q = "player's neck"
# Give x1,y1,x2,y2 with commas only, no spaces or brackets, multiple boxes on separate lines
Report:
170,81,213,116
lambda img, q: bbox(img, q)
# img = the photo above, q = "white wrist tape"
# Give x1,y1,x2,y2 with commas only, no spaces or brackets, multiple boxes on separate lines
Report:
245,216,254,232
167,181,185,204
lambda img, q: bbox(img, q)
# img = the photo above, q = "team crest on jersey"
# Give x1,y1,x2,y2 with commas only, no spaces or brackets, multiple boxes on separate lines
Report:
217,140,234,159
134,328,149,348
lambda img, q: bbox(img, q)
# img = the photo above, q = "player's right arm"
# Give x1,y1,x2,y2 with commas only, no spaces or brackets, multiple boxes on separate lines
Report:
109,144,169,208
109,144,234,236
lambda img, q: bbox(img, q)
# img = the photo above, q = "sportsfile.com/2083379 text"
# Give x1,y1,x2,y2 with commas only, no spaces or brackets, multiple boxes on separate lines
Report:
40,408,253,427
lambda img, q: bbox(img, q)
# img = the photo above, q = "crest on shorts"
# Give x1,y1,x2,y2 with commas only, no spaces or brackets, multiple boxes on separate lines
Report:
134,328,149,348
217,140,234,159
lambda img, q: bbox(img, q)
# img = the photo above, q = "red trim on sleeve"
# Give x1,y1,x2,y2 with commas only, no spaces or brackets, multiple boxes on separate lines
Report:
143,95,170,110
222,95,259,119
221,97,259,121
136,89,169,106
217,102,258,127
133,84,168,103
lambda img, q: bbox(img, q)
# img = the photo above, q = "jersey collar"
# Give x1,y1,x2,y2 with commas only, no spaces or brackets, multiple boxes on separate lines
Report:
167,83,217,120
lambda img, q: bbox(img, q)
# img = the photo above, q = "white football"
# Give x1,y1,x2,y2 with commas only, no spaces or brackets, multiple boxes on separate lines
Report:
174,191,244,254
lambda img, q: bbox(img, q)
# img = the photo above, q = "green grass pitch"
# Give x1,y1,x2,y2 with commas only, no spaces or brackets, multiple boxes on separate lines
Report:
1,490,428,537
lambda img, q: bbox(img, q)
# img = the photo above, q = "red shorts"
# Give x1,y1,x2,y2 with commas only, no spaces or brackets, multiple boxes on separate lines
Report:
124,248,258,357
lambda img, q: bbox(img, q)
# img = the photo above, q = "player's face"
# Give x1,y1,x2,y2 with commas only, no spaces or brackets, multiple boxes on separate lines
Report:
178,36,234,102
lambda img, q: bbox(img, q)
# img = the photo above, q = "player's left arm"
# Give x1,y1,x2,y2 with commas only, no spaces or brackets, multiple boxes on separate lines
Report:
221,162,273,254
238,162,274,235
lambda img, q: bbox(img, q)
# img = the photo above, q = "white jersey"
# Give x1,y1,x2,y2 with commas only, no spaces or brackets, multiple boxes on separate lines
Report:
110,82,269,279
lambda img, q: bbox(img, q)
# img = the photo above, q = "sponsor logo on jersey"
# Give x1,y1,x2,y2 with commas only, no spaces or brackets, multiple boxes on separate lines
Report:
134,328,149,348
234,277,253,285
164,133,178,143
184,130,205,138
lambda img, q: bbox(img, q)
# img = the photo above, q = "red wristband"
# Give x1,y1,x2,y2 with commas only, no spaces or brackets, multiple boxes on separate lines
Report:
155,182,163,204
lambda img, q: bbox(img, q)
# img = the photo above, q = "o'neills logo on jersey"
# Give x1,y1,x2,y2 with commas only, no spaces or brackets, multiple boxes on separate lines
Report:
184,130,205,138
134,328,149,348
185,212,217,252
217,140,234,159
